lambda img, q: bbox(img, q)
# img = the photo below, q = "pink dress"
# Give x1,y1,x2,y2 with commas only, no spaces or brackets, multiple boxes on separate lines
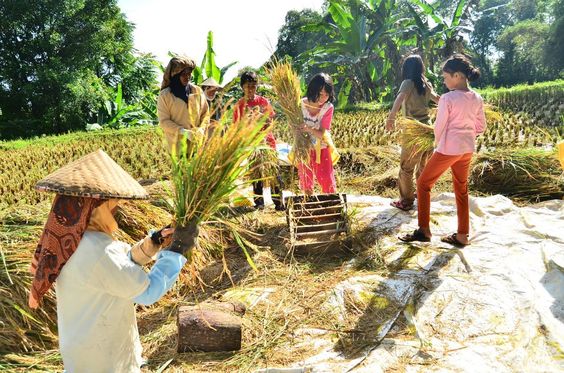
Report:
297,98,336,193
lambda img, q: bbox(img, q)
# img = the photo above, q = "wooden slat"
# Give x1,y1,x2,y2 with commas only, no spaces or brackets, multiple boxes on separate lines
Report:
285,193,343,204
289,199,343,209
290,205,344,217
295,221,344,233
295,227,347,240
292,212,343,224
287,193,350,255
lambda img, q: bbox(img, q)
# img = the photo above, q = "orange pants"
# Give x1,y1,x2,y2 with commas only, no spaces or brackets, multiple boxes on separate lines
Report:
398,144,433,204
416,152,473,235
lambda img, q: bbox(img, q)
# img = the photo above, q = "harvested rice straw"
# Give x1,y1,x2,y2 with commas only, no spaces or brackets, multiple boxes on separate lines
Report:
1,245,58,353
266,61,312,164
470,148,564,201
400,104,501,154
247,145,280,186
397,117,435,153
169,111,269,229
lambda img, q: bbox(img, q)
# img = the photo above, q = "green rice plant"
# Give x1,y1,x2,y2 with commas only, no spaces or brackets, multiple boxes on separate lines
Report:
478,80,564,127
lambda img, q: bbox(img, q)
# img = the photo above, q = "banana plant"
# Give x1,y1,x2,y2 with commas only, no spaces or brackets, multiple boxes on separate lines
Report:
95,83,153,129
300,0,407,105
405,0,474,71
192,31,237,85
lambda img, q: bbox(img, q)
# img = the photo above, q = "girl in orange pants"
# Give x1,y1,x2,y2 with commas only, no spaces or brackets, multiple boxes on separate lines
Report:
400,54,486,247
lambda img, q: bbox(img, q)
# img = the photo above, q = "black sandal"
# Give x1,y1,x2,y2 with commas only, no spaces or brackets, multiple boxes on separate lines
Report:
441,233,468,248
399,228,431,243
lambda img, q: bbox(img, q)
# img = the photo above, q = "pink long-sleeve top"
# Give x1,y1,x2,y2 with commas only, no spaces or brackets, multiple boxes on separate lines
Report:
433,89,486,155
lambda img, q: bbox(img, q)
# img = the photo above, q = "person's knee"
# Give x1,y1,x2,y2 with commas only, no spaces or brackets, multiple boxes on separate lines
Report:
399,161,415,173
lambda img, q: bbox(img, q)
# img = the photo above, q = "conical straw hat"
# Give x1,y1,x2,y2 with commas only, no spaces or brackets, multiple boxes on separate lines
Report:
35,149,149,199
201,77,221,88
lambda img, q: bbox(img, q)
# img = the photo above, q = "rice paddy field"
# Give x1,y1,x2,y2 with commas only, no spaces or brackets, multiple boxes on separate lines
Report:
0,80,563,372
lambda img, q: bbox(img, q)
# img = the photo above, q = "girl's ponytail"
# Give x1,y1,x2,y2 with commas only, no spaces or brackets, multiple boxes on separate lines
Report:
442,54,480,82
467,67,481,82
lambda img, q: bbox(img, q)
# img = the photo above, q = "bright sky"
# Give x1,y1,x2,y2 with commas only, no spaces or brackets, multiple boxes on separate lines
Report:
117,0,325,84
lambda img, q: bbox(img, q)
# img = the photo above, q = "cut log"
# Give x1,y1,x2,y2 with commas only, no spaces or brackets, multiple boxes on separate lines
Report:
177,306,242,352
200,300,246,316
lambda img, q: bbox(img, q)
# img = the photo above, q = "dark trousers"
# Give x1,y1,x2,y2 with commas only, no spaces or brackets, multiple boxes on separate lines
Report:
253,176,283,208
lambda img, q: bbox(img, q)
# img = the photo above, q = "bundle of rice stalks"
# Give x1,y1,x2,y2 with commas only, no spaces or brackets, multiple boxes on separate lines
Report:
470,148,564,201
399,104,502,155
397,117,435,153
169,111,268,228
116,190,256,290
247,145,280,186
482,104,504,123
266,61,312,163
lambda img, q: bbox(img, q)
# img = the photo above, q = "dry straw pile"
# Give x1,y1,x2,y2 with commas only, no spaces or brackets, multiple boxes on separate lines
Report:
0,203,60,353
470,148,564,201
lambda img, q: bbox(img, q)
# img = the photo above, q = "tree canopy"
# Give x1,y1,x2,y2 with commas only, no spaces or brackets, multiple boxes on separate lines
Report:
274,0,563,105
0,0,158,139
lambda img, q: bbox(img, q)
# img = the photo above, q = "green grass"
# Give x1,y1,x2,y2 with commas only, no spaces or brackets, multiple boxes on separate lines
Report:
0,126,154,150
477,79,564,97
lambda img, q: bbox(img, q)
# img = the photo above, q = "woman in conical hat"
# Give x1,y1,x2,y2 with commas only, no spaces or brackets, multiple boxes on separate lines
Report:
158,56,210,154
200,77,223,123
30,149,199,373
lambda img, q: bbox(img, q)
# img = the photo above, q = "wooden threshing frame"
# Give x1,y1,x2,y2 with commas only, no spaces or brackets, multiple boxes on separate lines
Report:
286,193,351,255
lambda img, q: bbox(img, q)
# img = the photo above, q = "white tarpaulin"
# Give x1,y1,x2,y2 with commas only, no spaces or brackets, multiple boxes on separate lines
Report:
257,193,564,373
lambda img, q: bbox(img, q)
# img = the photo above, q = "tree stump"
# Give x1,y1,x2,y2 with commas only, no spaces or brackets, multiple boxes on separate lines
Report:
177,303,244,352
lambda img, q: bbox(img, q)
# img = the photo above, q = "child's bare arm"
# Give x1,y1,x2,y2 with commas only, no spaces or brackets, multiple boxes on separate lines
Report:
301,124,325,139
386,92,407,130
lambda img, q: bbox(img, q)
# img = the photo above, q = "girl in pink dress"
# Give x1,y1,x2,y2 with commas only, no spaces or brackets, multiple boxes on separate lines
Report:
298,73,337,195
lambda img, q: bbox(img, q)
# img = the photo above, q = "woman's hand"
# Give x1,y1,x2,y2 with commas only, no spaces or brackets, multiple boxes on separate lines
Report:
150,226,174,246
385,117,395,131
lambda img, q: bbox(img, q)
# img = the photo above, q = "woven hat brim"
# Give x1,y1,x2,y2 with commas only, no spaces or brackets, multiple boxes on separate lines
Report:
201,77,221,88
35,184,148,199
35,149,149,200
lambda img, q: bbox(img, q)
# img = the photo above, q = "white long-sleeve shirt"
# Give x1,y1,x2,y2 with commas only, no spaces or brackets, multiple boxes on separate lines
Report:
56,231,186,373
